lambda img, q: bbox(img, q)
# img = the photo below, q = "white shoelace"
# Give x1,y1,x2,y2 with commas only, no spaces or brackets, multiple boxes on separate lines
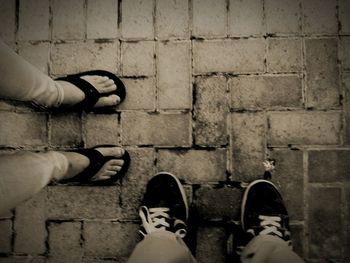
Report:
139,206,187,238
258,215,283,237
237,215,290,255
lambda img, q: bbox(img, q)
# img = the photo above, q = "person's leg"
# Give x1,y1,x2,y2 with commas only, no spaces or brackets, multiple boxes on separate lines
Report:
0,40,63,107
0,151,68,215
0,147,127,216
127,172,196,263
128,231,196,263
0,40,120,108
241,235,304,263
239,179,304,263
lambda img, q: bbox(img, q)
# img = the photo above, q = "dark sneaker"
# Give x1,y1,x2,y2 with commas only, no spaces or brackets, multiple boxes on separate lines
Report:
139,172,188,238
241,179,292,246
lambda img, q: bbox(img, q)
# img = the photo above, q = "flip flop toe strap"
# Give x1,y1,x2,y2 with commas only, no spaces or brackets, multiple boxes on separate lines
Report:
68,148,106,183
57,75,100,111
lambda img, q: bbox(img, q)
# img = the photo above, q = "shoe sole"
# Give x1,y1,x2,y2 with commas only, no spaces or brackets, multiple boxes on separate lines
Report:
155,172,189,220
241,179,279,231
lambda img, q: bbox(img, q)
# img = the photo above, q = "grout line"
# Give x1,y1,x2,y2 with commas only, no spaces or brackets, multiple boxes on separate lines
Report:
84,0,87,40
340,185,349,260
262,0,267,36
302,150,309,259
300,0,304,36
225,0,229,38
47,113,52,147
153,0,157,40
117,0,122,35
155,41,159,111
14,0,19,46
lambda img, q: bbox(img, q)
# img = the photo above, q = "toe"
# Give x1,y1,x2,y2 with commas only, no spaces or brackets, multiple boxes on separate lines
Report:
95,147,125,158
91,171,116,181
94,95,120,107
108,159,125,166
103,79,115,87
102,83,117,93
111,148,125,158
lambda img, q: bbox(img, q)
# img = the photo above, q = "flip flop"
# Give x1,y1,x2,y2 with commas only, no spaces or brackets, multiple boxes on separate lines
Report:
56,70,126,112
60,145,130,186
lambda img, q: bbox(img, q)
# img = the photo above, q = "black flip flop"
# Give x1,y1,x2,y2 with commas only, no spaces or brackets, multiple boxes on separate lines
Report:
56,70,126,112
60,145,130,186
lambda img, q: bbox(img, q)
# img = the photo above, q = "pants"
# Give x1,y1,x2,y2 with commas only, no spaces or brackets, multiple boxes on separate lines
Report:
0,151,68,215
0,40,68,215
127,231,304,263
0,40,63,107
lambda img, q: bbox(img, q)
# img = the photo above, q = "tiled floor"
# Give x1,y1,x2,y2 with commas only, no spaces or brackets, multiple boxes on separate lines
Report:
0,0,349,262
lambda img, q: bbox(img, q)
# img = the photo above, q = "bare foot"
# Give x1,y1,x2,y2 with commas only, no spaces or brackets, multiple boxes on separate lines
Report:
57,75,120,108
60,147,125,182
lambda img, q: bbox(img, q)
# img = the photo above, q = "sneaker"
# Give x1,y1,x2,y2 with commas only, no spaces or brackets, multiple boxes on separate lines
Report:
139,172,188,238
241,179,292,246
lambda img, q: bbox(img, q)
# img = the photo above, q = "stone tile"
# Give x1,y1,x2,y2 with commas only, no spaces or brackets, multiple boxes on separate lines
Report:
52,0,85,40
51,41,120,75
308,187,342,258
231,112,266,181
118,78,155,110
230,75,302,109
156,0,189,39
195,186,242,221
346,225,350,259
196,226,226,263
303,0,337,34
87,0,118,39
83,258,125,263
157,149,227,183
193,0,226,37
121,0,154,39
120,148,155,219
47,186,122,219
309,150,350,182
0,112,48,147
265,0,301,34
158,41,191,109
340,0,350,34
121,41,155,76
0,220,12,253
51,113,82,146
305,38,339,109
0,256,46,263
194,39,265,73
84,222,139,257
290,224,305,258
121,112,191,146
268,111,341,146
18,0,50,40
340,36,350,70
344,73,350,145
85,114,120,147
18,42,50,74
14,191,47,254
194,76,228,146
269,149,304,220
0,0,16,42
48,222,83,263
267,38,302,72
229,0,264,36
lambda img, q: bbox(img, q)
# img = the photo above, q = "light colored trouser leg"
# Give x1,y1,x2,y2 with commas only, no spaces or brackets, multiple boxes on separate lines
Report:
127,231,197,263
0,40,63,107
0,151,68,216
241,235,304,263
